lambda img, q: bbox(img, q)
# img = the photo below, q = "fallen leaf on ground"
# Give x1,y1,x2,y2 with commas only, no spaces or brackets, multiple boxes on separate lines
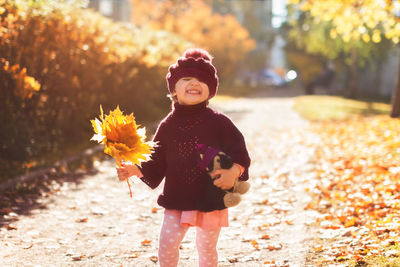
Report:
75,217,88,223
251,240,260,250
228,258,239,263
149,256,158,263
72,255,84,261
128,253,139,258
267,244,282,251
264,260,275,264
141,239,151,246
6,225,18,230
308,115,400,264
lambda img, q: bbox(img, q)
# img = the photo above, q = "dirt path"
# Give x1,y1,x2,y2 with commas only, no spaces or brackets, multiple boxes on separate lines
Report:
1,89,320,266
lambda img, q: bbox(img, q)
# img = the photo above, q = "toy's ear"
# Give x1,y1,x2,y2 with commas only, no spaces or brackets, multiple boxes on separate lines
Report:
212,154,222,170
196,144,207,153
206,157,215,172
218,152,233,169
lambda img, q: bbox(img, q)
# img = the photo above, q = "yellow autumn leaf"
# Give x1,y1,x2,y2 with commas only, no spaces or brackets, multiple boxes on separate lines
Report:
90,105,156,167
292,0,400,44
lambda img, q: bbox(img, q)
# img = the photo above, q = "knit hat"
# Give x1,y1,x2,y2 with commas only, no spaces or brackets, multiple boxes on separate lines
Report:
196,144,221,171
166,48,219,99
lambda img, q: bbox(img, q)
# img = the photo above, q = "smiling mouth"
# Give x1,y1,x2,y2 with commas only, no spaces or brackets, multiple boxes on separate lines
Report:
186,90,201,94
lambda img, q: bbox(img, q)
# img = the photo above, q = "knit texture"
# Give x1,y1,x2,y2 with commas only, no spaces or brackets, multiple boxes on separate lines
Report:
139,101,250,211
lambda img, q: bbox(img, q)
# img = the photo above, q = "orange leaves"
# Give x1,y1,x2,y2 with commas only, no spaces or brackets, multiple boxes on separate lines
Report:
91,106,155,167
263,260,275,264
0,0,191,175
290,0,400,44
141,239,151,246
261,234,270,240
75,217,88,223
266,244,282,251
72,255,85,261
309,115,400,264
130,0,255,79
149,256,158,263
313,245,323,252
5,224,18,230
1,58,40,99
343,217,357,228
251,240,259,250
91,106,155,197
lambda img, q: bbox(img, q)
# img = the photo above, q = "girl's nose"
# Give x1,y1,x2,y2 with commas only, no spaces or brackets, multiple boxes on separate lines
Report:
189,78,200,84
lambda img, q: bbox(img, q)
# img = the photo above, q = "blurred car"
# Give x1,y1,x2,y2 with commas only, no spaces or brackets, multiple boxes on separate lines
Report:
258,68,288,87
239,68,297,88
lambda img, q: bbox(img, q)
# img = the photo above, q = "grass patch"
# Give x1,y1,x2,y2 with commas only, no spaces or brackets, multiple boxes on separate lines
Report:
212,84,256,104
218,83,257,98
212,95,237,104
293,95,391,121
346,244,400,267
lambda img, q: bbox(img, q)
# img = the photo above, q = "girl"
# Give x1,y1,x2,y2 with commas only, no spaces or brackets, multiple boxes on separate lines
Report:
117,48,251,267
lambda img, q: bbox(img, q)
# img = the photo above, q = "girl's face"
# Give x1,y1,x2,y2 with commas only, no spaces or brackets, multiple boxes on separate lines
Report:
173,77,209,105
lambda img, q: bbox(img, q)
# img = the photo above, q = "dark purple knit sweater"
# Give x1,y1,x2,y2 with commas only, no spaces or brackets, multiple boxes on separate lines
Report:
139,101,251,211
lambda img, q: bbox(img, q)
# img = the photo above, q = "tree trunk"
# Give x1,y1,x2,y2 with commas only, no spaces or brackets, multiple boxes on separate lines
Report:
346,48,358,98
390,53,400,118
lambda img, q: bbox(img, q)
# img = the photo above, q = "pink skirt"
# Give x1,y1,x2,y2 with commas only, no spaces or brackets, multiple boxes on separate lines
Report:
165,209,229,229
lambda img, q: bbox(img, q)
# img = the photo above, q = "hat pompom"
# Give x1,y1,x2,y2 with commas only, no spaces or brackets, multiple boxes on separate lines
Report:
183,48,213,62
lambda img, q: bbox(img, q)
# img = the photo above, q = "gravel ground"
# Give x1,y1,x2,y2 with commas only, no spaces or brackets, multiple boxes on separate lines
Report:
1,88,321,267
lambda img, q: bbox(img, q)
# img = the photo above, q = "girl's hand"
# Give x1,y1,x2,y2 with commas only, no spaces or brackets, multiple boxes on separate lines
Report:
116,163,143,181
211,164,241,190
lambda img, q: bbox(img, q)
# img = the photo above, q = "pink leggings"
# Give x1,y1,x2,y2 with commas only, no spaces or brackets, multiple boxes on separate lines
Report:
158,209,221,267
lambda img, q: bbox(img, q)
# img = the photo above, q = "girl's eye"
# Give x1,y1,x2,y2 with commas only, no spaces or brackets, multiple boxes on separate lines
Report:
182,78,192,81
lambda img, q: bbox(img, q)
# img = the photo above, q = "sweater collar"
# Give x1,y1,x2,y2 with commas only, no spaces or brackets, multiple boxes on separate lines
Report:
172,101,208,117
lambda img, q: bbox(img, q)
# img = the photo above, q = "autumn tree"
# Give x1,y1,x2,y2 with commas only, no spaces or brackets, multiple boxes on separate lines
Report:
130,0,255,84
287,0,400,117
285,6,392,96
0,0,190,178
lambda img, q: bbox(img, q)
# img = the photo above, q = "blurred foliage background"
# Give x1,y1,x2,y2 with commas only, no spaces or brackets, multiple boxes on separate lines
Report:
0,0,256,180
1,0,399,182
283,0,400,109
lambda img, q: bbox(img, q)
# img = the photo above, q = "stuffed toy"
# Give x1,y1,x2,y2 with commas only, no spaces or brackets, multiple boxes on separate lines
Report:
196,144,250,212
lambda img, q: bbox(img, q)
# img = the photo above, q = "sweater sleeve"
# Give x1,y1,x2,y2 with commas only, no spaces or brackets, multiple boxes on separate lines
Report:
138,121,168,189
218,114,251,181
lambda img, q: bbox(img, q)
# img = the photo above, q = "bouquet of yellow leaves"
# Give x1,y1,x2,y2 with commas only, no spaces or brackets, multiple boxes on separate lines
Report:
90,106,156,197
